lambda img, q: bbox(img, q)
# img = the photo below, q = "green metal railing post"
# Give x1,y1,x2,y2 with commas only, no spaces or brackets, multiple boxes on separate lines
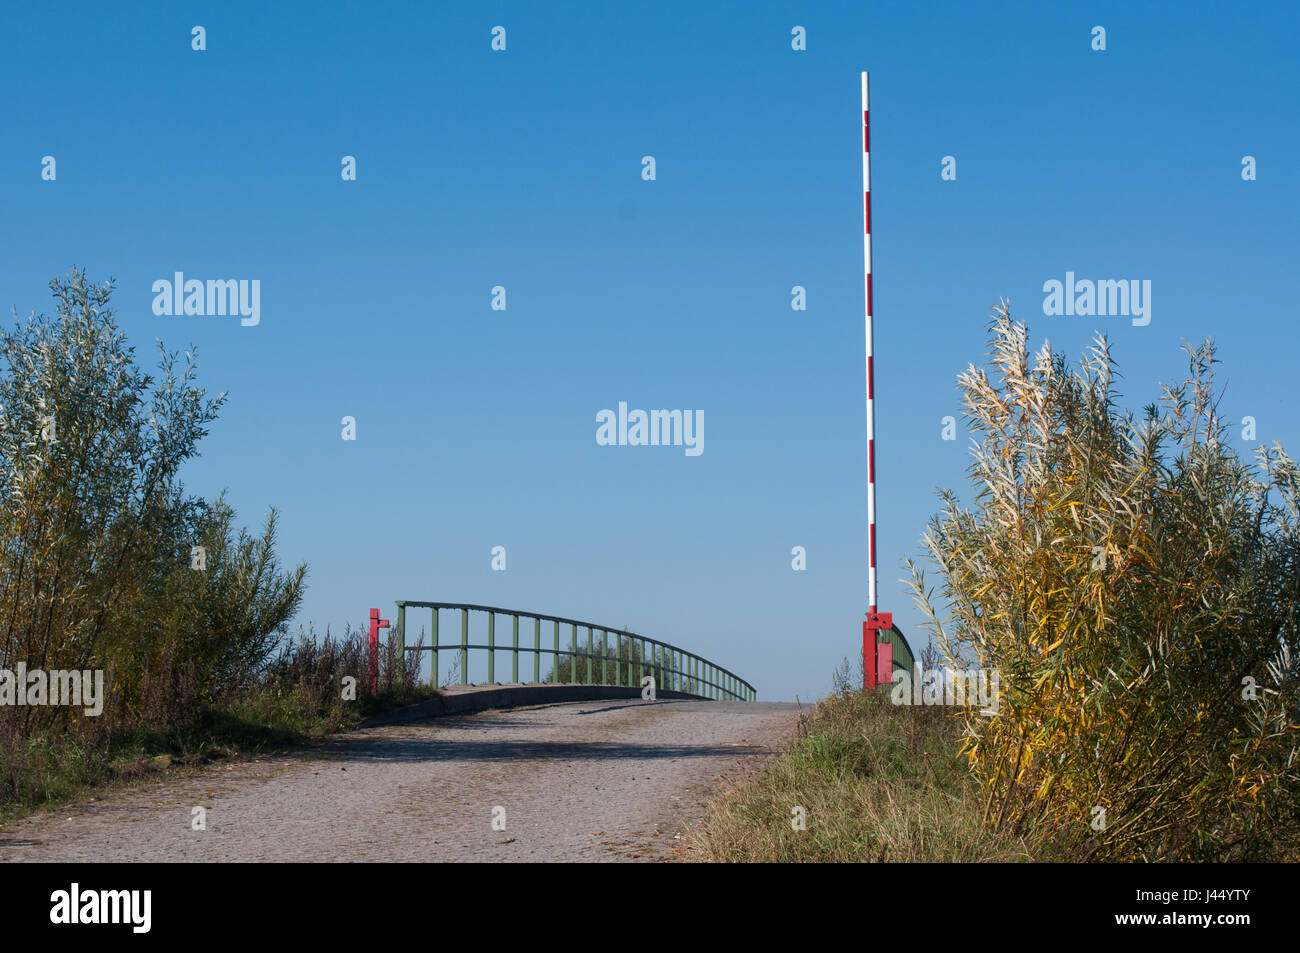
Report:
553,620,560,683
430,608,439,687
533,617,541,683
512,614,519,683
487,612,495,683
396,603,406,661
460,609,469,685
602,629,608,685
586,626,593,684
570,624,578,683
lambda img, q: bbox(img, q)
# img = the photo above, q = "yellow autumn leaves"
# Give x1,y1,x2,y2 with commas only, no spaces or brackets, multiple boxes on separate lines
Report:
905,303,1300,861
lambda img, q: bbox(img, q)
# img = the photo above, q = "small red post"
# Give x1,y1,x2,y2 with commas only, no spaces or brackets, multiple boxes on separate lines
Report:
368,608,390,695
863,611,893,692
862,621,876,692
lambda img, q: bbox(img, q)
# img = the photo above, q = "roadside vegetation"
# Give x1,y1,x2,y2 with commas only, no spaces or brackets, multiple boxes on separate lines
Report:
0,270,434,820
689,654,1037,862
694,303,1299,862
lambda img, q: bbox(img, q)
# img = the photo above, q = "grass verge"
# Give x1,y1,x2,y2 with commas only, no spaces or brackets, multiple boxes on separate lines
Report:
687,676,1038,862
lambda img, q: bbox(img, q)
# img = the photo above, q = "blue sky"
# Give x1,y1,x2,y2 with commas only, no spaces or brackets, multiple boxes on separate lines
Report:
2,1,1297,700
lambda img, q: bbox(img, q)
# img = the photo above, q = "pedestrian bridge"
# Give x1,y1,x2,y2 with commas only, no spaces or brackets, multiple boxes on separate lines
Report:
393,601,757,702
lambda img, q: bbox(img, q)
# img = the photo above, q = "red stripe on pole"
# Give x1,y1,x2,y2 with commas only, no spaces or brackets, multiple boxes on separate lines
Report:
870,523,877,568
867,355,873,398
863,111,869,151
866,273,872,315
869,438,875,482
864,192,871,234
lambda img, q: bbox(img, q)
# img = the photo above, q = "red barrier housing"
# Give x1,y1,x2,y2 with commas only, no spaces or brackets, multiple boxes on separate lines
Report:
876,642,892,685
863,611,894,692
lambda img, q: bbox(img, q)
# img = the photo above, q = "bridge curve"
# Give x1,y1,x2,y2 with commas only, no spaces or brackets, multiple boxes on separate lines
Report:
395,601,756,702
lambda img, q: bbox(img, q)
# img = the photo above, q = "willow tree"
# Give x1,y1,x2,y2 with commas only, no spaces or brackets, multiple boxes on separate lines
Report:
907,301,1300,861
0,269,305,731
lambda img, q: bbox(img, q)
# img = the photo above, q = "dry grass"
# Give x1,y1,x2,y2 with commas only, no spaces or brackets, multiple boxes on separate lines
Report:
687,669,1038,863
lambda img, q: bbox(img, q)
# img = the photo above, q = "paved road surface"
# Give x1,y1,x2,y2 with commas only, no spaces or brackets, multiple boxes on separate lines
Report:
0,699,799,862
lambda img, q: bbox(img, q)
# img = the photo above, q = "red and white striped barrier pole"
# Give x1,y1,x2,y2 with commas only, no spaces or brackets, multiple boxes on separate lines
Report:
862,71,877,617
861,71,892,690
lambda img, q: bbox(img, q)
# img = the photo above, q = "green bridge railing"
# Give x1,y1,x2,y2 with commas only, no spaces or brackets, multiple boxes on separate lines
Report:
394,601,756,702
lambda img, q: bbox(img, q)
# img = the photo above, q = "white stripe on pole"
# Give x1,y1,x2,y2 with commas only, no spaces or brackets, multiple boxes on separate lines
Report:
862,71,877,614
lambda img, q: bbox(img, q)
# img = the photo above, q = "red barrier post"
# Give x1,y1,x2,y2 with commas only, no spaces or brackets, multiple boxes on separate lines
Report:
859,74,893,694
862,621,876,692
368,608,390,695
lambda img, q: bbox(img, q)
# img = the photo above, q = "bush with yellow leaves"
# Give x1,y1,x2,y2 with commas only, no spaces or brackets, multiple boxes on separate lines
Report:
907,302,1300,861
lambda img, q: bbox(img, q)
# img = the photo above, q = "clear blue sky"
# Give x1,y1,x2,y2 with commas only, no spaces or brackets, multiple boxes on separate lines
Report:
2,1,1297,700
